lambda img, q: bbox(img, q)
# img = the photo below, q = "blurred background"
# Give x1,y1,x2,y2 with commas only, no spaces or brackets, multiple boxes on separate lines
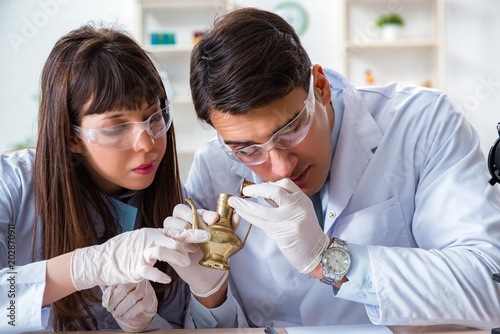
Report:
1,0,499,182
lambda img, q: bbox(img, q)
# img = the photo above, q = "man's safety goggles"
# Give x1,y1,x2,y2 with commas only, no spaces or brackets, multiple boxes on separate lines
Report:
71,100,172,151
218,73,316,165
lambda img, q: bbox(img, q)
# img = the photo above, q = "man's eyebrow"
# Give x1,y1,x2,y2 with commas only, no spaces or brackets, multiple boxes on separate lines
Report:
224,139,256,146
223,110,301,146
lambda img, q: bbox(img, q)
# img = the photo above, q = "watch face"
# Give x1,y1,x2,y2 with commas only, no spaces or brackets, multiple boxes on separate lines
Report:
322,247,351,276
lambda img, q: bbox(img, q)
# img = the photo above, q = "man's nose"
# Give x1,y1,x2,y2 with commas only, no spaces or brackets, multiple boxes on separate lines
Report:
268,148,298,178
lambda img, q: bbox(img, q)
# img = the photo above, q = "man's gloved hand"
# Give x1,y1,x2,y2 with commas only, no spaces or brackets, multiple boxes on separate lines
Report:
71,227,211,291
228,178,330,274
163,204,240,298
101,279,157,332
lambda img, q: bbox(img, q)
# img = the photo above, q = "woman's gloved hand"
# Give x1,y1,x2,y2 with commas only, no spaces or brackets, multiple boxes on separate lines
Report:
228,178,330,274
163,204,240,298
101,279,157,332
71,227,211,291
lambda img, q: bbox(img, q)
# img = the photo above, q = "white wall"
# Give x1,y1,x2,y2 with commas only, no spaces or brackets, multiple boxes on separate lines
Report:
0,0,134,151
1,0,499,161
444,0,500,156
234,0,341,69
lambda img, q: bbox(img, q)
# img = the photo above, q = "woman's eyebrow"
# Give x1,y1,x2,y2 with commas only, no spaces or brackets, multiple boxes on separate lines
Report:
101,101,160,120
144,101,159,111
102,113,124,120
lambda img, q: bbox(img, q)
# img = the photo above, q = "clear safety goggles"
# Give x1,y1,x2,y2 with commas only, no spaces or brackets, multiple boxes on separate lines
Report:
71,101,172,151
218,73,316,165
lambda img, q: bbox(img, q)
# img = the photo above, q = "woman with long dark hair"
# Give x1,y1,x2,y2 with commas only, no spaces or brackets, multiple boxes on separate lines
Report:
0,24,211,332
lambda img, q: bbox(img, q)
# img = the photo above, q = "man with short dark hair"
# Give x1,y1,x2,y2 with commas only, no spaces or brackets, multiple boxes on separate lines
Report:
174,7,500,329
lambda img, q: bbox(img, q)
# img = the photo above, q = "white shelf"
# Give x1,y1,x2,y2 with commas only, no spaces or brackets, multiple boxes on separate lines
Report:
344,39,439,49
145,45,193,54
135,0,233,182
339,0,445,89
138,0,226,9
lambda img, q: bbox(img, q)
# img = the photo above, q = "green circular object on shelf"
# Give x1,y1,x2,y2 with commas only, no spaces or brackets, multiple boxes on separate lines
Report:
273,2,308,35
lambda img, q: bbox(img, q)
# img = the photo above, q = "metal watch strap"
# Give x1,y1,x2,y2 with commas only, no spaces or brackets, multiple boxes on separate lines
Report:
320,274,338,286
332,238,348,250
320,238,349,285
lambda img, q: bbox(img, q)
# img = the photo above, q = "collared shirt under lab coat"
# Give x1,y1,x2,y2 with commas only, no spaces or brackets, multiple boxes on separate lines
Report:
185,68,500,328
0,149,190,333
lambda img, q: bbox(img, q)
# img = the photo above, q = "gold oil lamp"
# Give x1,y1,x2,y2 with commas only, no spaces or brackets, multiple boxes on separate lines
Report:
185,178,255,270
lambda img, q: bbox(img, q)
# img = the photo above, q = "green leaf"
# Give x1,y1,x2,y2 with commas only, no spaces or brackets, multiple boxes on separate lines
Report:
376,13,404,27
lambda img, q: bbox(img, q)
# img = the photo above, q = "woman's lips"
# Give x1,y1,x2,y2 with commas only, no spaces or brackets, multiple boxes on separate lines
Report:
133,161,155,175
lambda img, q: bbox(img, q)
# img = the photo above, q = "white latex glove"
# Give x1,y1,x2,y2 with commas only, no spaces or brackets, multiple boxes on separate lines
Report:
163,204,240,298
227,178,330,274
71,227,210,291
101,279,157,332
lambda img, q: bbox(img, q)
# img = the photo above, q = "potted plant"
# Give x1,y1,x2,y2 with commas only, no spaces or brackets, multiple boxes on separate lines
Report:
376,12,404,41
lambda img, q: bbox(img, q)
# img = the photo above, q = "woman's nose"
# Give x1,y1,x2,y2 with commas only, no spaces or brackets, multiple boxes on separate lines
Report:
133,129,155,152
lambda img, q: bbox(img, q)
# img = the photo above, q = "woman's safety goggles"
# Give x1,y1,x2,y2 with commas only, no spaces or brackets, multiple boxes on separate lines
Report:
71,101,172,151
218,73,316,165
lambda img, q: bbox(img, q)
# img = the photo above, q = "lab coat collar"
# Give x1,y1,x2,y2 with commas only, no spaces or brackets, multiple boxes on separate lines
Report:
109,190,141,232
230,160,264,184
220,69,383,233
109,196,138,232
323,69,383,234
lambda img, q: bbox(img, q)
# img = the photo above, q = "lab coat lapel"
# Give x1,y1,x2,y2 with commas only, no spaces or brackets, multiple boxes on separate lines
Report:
324,86,382,234
108,196,139,232
230,157,264,184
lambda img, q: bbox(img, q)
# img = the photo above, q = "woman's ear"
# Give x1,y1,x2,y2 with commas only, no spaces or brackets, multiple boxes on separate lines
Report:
69,133,83,154
312,64,332,106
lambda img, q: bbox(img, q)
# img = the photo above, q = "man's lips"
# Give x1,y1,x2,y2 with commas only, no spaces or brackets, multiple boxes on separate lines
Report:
290,166,309,184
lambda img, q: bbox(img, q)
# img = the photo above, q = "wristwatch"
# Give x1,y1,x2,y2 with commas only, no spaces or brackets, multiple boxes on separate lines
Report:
320,238,351,285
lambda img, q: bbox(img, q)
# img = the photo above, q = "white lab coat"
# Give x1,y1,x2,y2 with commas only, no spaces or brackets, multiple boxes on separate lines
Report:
184,69,500,328
0,149,190,333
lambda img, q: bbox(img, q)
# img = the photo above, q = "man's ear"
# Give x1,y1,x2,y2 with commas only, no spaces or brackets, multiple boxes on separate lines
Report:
312,64,332,106
69,133,83,154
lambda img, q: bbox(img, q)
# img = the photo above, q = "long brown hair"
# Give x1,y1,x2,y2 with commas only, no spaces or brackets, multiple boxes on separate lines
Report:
34,24,183,331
